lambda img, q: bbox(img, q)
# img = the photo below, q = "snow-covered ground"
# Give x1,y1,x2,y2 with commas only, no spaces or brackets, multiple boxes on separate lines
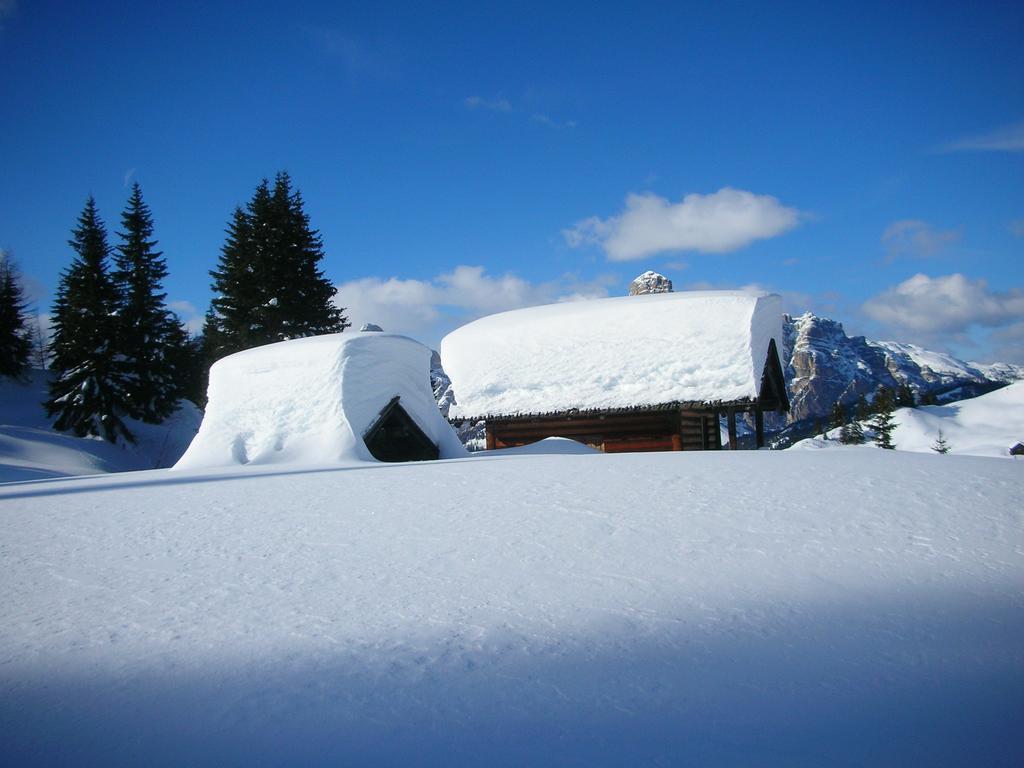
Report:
0,371,201,481
796,380,1024,458
2,449,1021,766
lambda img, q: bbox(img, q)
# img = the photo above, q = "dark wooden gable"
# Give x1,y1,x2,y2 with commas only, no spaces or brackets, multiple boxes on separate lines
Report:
757,338,790,412
363,396,440,462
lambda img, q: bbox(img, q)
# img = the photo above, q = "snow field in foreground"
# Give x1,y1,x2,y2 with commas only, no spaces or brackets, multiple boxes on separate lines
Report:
1,449,1022,766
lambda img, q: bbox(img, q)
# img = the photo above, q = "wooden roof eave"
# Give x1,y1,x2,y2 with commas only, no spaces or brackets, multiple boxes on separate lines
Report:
450,396,776,424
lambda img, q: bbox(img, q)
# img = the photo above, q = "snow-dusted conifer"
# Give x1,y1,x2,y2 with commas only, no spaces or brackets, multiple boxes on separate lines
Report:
870,386,896,450
840,417,864,445
932,429,951,454
45,197,133,443
828,400,846,439
0,253,33,380
205,173,348,362
113,183,184,422
896,382,916,408
268,173,349,339
855,392,870,422
205,206,256,360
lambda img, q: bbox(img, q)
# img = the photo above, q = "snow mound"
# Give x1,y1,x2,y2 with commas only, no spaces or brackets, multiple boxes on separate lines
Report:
175,333,466,469
0,370,201,482
476,436,599,456
441,290,783,418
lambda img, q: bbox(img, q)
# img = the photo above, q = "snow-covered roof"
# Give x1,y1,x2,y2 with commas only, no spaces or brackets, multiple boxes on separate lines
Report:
440,290,785,419
175,333,466,469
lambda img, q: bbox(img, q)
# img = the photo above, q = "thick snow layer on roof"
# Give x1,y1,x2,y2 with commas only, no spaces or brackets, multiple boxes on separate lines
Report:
175,333,466,469
440,290,783,418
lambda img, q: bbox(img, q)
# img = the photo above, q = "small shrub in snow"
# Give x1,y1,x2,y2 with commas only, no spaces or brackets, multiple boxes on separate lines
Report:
931,429,951,454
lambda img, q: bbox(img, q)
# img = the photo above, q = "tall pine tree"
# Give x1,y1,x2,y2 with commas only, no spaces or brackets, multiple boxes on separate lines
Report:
268,173,347,339
855,393,870,422
827,400,846,439
0,253,33,380
204,172,348,362
46,197,133,443
204,205,258,360
113,183,185,422
870,385,896,450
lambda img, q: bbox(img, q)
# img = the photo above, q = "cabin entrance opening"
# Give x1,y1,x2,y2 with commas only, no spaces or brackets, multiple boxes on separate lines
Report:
363,396,440,462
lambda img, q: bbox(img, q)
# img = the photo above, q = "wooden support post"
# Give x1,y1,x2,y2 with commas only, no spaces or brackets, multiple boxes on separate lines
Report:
485,428,496,451
727,408,738,450
671,433,682,451
755,407,765,449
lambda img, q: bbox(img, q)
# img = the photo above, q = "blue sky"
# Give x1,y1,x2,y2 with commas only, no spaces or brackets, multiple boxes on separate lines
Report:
1,0,1022,360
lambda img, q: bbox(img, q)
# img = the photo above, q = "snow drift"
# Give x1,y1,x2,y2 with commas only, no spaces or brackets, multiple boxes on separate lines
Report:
891,380,1024,457
0,370,201,482
175,333,466,469
440,290,784,418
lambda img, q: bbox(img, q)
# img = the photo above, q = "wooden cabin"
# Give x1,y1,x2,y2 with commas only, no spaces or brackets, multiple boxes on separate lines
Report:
439,290,789,452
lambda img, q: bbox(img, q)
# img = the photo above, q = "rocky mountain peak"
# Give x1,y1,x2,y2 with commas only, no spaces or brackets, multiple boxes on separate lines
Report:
781,312,1021,425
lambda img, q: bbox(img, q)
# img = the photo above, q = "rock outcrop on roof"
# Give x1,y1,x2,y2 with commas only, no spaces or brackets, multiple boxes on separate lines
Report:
628,270,673,296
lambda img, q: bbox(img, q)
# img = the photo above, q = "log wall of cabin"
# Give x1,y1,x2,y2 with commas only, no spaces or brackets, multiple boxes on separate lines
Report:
486,408,722,453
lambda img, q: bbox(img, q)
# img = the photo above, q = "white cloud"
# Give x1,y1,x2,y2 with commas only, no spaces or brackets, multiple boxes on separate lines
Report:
563,188,803,261
168,300,205,335
682,279,824,318
335,276,441,333
123,168,136,188
334,266,615,345
862,273,1024,338
881,219,961,258
300,26,396,84
464,96,512,113
990,321,1024,364
530,113,576,129
939,121,1024,153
